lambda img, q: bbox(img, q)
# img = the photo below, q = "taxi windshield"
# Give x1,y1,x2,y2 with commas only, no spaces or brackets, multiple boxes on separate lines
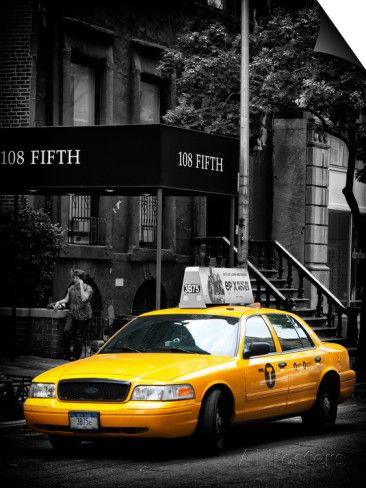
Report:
101,314,240,356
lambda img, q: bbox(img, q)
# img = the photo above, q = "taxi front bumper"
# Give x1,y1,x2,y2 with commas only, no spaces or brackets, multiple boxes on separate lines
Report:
24,398,200,438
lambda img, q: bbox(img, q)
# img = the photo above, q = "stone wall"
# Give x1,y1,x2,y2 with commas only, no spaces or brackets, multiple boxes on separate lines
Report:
272,117,307,261
305,121,330,307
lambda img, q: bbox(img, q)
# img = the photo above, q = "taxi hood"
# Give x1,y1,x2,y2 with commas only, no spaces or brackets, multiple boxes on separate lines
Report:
34,353,236,383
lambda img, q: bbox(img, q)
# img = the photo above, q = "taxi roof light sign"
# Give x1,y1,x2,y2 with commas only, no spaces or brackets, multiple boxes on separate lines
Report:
179,267,254,308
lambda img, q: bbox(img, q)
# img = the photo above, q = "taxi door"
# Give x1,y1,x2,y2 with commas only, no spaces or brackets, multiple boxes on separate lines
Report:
265,314,324,413
242,315,289,421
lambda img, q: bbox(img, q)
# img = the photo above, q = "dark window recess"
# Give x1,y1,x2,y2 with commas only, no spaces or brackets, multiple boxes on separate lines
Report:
58,380,131,402
139,194,157,247
132,279,167,316
200,0,239,14
68,195,106,245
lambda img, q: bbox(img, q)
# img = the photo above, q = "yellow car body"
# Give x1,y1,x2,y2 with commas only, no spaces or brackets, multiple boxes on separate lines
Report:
24,306,355,452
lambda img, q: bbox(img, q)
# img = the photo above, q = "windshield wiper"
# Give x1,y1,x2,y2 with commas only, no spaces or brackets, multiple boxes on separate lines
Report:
148,347,210,355
110,346,143,353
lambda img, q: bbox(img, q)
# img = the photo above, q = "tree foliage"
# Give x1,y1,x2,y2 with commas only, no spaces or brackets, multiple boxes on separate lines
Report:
159,6,366,361
0,198,62,307
159,19,241,136
159,8,366,178
249,8,366,174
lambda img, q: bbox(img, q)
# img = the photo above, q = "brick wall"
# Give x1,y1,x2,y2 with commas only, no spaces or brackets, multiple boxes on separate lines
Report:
0,308,67,359
0,0,33,128
0,195,16,212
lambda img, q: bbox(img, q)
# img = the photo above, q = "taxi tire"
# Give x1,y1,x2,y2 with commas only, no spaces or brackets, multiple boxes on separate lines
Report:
301,382,338,431
196,389,227,456
48,435,81,452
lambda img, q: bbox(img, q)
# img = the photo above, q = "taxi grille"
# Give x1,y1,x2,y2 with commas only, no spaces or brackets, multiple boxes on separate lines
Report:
58,379,130,402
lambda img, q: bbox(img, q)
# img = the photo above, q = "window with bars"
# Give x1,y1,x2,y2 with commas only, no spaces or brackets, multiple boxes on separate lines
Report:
66,63,106,245
201,0,239,14
138,76,160,248
68,195,106,245
139,194,157,248
207,0,224,9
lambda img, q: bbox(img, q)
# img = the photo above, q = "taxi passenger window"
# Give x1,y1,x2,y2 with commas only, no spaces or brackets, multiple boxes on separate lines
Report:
244,316,276,354
289,316,314,348
267,314,304,351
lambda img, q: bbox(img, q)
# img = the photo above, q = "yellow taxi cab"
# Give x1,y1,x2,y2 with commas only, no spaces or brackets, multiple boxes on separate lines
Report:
24,267,356,455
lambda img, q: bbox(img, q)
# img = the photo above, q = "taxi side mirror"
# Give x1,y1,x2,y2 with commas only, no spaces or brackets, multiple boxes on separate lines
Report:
91,339,105,354
243,341,271,359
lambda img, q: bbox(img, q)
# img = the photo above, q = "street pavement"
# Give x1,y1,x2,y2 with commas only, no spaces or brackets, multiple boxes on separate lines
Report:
0,355,68,379
1,394,366,488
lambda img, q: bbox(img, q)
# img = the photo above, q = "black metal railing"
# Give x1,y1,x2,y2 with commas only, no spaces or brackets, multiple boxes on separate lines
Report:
192,237,360,345
249,240,353,335
193,236,292,310
0,375,32,420
82,316,108,357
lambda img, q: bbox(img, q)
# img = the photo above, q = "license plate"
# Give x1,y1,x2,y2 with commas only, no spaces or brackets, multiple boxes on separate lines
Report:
69,411,99,431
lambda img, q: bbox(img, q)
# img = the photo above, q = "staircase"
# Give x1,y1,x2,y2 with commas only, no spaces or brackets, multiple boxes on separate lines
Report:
193,237,360,355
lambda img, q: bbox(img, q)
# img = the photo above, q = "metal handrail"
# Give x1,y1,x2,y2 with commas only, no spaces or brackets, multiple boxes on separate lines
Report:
193,236,360,345
193,236,291,308
259,240,348,314
273,240,347,312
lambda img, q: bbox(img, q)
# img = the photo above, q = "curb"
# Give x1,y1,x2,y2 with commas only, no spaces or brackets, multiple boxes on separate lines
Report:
0,419,27,432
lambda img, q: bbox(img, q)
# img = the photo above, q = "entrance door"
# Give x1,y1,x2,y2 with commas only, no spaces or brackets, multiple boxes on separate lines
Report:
243,315,288,420
132,279,167,316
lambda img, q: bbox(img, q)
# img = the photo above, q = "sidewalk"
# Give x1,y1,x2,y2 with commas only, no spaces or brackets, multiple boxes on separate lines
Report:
0,356,68,430
0,355,68,379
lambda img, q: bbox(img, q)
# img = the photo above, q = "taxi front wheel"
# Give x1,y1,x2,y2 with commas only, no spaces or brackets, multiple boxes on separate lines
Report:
196,389,227,456
301,382,338,431
49,435,82,452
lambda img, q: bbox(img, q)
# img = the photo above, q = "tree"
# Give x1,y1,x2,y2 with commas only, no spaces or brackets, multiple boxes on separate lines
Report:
159,19,241,136
250,7,366,367
159,7,366,364
250,7,366,243
0,198,62,307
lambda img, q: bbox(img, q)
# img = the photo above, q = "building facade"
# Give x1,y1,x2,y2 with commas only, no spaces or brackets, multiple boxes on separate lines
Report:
1,0,364,339
0,0,242,331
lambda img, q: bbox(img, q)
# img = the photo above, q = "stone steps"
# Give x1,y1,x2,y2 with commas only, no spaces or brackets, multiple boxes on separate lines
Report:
250,267,344,348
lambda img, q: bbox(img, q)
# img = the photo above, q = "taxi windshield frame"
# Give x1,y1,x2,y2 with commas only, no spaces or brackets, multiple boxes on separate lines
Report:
100,314,240,357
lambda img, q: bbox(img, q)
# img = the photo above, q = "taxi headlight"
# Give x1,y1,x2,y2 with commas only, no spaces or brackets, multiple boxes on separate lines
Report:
28,383,56,398
131,384,195,401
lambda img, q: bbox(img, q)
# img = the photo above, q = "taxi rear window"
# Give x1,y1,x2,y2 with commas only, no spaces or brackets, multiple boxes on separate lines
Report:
266,314,314,351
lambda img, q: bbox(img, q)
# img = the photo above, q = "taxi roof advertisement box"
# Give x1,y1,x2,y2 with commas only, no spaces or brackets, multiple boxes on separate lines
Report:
179,267,254,308
0,124,238,196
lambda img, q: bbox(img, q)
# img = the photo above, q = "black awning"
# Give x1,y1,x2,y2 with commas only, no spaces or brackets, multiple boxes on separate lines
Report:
0,124,238,196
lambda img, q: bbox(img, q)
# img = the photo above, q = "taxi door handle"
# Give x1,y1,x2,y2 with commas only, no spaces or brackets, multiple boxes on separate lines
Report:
278,362,287,369
315,356,321,363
